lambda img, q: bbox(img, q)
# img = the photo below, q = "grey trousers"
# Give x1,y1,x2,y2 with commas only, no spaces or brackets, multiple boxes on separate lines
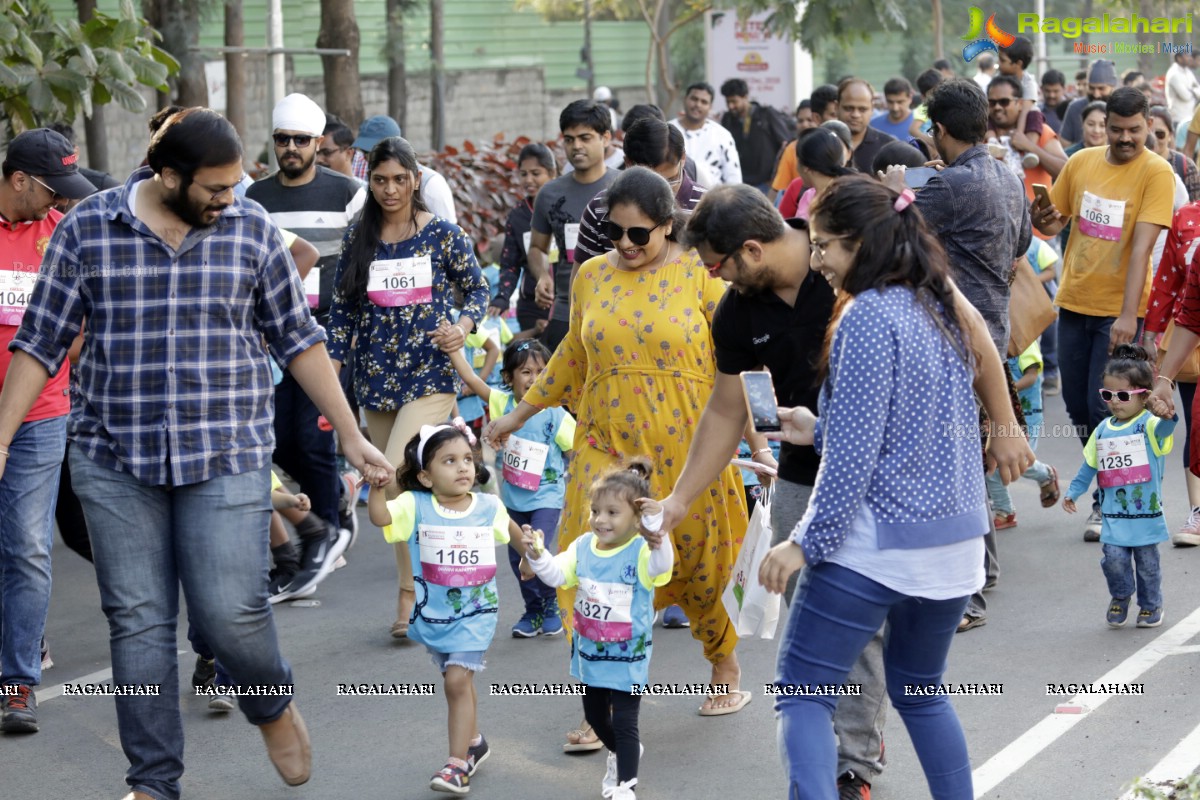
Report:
771,478,888,780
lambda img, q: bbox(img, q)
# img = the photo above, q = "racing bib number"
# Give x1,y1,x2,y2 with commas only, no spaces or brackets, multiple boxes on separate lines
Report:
1078,191,1125,242
1097,434,1151,488
0,268,36,326
302,267,320,309
574,577,634,643
367,256,434,307
501,436,550,491
564,223,580,264
417,524,496,586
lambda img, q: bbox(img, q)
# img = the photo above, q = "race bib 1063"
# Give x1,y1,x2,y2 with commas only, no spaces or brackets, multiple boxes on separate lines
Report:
367,256,434,307
417,524,496,586
1078,191,1125,242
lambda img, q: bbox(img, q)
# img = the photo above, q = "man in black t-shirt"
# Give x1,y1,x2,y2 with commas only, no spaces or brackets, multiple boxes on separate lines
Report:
659,186,889,796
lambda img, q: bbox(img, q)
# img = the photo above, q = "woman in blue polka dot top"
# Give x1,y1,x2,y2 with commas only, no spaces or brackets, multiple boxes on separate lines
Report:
757,175,1031,800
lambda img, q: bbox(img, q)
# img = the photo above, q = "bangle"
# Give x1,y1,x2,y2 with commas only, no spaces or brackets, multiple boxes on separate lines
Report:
453,323,467,338
1156,374,1176,389
751,447,772,458
0,443,8,457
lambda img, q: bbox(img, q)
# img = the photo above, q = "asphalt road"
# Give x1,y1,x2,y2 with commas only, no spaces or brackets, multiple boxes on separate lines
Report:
9,393,1200,800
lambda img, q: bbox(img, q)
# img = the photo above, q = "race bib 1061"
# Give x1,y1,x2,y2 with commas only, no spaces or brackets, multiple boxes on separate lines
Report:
367,256,434,307
501,436,550,491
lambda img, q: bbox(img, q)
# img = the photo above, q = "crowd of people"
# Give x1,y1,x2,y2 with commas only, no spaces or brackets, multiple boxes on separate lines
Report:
4,37,1200,800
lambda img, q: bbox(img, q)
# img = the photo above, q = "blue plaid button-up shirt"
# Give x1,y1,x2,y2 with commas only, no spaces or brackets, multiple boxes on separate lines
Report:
11,167,326,487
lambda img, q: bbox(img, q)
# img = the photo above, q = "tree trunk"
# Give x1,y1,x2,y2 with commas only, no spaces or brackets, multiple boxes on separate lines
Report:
317,0,364,128
932,0,944,62
431,0,445,150
583,0,594,98
76,0,108,172
654,0,673,110
386,0,407,130
224,0,246,141
157,0,208,107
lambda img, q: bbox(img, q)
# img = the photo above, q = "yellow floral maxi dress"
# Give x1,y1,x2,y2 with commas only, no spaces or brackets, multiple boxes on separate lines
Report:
526,250,749,664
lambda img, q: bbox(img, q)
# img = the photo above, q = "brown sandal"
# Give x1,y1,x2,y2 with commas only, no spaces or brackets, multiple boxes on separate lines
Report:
562,724,604,753
1039,466,1060,508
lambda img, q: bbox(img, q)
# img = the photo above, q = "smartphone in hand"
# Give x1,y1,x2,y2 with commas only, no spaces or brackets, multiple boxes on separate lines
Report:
740,370,781,433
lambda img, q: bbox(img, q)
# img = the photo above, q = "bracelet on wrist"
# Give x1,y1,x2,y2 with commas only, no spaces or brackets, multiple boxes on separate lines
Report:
0,443,9,457
751,448,772,458
1156,374,1176,389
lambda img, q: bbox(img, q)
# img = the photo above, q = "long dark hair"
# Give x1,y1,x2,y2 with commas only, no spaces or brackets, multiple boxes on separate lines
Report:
809,175,967,367
340,136,429,298
796,127,855,178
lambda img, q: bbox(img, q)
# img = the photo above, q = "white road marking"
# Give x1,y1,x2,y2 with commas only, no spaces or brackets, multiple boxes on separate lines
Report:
973,605,1200,798
1115,718,1200,799
39,651,188,703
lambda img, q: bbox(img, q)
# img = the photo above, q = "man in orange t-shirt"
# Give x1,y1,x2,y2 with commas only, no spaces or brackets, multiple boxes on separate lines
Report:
0,128,94,733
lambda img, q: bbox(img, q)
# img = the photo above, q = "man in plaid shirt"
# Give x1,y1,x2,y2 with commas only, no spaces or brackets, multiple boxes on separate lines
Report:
0,109,393,800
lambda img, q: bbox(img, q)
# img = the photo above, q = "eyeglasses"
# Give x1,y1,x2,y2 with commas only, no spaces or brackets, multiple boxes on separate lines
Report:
987,98,1014,108
704,243,745,276
193,180,239,202
810,234,850,260
604,219,665,246
29,175,63,201
1098,388,1148,402
273,134,314,148
317,146,346,158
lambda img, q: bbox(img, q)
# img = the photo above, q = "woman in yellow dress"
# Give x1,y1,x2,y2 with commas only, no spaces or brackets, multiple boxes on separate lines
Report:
485,167,750,737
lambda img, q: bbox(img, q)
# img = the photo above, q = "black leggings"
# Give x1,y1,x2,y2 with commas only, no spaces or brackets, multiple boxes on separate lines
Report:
582,687,642,784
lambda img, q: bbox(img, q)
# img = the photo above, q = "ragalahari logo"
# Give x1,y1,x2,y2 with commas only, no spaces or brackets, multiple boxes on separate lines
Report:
962,7,1016,62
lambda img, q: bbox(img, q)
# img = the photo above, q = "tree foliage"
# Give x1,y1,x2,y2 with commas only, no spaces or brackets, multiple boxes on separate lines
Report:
0,0,178,135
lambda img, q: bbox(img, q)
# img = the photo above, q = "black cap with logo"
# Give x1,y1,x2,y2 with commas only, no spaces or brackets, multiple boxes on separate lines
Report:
3,128,97,199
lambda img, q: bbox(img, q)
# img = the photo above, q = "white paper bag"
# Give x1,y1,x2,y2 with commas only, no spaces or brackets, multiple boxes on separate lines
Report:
722,484,781,639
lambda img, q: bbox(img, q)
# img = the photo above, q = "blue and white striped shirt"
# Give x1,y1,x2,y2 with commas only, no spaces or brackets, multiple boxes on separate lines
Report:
11,167,326,487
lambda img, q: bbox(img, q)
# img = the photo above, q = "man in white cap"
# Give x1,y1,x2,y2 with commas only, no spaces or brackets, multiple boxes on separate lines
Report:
593,85,622,132
247,93,366,600
0,128,94,735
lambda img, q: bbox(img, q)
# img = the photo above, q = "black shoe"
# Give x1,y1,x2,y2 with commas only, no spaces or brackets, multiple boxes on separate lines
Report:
467,733,490,776
1,685,38,733
277,525,350,601
837,770,871,800
191,656,216,689
268,566,299,604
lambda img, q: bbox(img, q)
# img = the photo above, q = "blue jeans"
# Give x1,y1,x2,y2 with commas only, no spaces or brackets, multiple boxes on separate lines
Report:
1057,309,1128,442
506,508,561,613
0,417,66,686
1040,280,1059,375
775,563,972,800
69,450,293,800
1101,543,1162,610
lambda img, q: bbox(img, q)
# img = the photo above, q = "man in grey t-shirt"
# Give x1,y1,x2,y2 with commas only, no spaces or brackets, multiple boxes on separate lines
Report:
530,100,618,351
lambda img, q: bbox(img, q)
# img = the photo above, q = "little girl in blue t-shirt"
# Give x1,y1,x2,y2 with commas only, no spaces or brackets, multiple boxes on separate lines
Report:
1063,345,1177,629
368,424,528,795
449,340,575,638
524,458,673,800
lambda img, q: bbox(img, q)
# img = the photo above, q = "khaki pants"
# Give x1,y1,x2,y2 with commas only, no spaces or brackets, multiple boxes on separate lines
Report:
364,393,457,622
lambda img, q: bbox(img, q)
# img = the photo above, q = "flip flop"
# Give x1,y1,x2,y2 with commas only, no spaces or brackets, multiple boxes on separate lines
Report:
562,725,604,752
698,689,752,717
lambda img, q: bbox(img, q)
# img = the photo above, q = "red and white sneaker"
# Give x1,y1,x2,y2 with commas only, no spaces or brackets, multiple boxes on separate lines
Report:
1172,507,1200,547
837,770,871,799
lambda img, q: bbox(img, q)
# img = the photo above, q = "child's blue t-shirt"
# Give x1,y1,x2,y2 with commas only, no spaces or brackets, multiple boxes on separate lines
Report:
488,389,575,512
547,532,670,693
1066,409,1177,547
382,491,510,652
1008,341,1044,443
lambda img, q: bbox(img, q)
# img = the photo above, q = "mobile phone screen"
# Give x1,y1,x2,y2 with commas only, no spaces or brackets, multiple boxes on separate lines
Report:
741,371,781,433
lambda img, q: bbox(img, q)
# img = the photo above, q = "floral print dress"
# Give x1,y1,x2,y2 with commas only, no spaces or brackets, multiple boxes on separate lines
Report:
527,249,749,664
326,218,489,410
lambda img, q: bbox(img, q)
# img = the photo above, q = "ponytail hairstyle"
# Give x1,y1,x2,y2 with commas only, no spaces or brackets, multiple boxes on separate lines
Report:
797,127,855,178
1103,344,1155,391
808,174,967,373
396,425,482,492
340,136,429,299
500,339,553,388
590,456,654,509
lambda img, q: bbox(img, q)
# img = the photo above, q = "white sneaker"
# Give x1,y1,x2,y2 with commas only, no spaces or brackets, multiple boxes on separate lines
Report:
601,745,643,798
1173,507,1200,547
1084,508,1102,542
611,778,638,800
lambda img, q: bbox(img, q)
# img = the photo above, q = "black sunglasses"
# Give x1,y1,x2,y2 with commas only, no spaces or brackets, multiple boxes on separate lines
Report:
987,98,1014,108
273,134,314,148
604,219,664,246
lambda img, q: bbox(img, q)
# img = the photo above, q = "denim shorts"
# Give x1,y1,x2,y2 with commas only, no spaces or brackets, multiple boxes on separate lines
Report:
428,648,487,673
